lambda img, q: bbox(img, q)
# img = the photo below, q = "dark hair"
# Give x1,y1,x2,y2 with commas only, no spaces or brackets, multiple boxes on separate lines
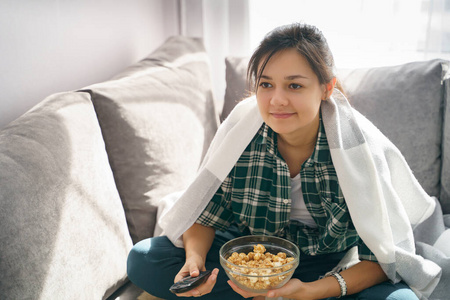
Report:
247,23,344,94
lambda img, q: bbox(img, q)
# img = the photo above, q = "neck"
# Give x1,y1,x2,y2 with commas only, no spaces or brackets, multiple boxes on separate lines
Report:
278,131,317,150
276,116,320,178
277,116,320,149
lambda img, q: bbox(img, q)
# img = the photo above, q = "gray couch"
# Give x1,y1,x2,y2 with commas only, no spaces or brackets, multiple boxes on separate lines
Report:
0,36,449,299
0,36,217,300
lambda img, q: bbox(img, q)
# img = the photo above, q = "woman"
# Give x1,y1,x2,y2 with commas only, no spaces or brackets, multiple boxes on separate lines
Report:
127,23,439,300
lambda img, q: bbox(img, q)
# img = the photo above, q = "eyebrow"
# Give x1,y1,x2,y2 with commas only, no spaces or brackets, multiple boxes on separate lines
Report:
260,74,309,80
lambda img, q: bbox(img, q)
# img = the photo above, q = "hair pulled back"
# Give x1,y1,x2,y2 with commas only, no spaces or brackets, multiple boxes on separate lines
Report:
247,23,344,94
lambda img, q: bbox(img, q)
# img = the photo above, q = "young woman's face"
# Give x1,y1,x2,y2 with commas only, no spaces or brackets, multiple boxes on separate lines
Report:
256,48,328,140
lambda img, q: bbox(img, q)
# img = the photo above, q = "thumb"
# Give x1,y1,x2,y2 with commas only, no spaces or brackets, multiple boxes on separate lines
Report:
189,265,200,277
267,279,301,298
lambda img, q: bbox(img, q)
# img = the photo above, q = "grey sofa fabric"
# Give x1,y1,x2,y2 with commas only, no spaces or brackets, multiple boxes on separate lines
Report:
0,92,133,299
222,57,251,121
223,56,450,214
440,67,450,214
338,60,449,214
83,36,219,244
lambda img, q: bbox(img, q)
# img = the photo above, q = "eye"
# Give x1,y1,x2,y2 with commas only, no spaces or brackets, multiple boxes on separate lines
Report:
289,83,302,90
259,82,272,88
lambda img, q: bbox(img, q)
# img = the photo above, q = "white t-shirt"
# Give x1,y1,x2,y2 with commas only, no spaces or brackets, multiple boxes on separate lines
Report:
290,173,317,228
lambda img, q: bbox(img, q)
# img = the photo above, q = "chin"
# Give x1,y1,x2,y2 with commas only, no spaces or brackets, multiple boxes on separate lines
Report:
265,119,293,132
267,125,293,135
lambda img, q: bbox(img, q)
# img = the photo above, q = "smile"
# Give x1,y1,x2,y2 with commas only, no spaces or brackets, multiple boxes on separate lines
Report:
271,112,295,119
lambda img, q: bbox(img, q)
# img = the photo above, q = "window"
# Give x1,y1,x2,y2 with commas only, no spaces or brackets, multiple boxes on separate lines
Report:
184,0,450,105
247,0,450,68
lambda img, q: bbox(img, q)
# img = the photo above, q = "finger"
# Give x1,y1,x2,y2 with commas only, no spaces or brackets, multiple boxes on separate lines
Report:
189,266,200,277
176,284,207,298
267,278,301,298
227,280,263,298
202,268,219,293
209,268,219,282
189,268,219,297
174,270,190,283
176,288,201,298
176,268,220,297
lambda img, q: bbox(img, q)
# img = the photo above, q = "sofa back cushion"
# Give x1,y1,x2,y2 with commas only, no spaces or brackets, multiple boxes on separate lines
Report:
224,57,450,213
440,65,450,213
222,57,250,121
338,60,448,213
0,92,133,299
84,36,218,243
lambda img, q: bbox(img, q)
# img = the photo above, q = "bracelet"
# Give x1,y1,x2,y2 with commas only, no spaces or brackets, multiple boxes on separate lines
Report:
326,271,347,298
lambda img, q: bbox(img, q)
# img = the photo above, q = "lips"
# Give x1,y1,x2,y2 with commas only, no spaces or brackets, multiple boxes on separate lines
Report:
271,112,295,119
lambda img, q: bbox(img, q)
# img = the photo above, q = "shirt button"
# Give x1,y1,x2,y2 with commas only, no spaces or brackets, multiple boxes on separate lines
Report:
283,199,289,204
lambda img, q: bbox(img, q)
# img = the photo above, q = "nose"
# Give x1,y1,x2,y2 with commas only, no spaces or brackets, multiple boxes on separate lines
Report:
270,88,288,106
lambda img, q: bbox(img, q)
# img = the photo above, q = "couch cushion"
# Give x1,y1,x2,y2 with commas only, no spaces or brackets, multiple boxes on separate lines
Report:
0,92,133,299
440,62,450,214
224,56,449,213
222,57,251,121
84,36,218,243
339,60,447,212
223,56,250,120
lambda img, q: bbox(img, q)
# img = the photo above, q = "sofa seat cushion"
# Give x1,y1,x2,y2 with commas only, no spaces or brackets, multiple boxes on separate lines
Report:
0,92,133,299
84,36,218,243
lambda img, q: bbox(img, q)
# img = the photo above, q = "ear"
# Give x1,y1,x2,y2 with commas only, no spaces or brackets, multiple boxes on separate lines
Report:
322,77,337,100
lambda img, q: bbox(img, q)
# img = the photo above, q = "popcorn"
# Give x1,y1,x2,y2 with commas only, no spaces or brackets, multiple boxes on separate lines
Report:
226,244,295,290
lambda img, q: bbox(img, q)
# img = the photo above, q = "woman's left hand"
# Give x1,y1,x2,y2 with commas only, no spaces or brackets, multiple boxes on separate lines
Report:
227,278,313,300
227,280,266,298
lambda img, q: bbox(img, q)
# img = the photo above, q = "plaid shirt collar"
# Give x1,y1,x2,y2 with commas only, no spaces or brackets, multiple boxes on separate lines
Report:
255,115,332,166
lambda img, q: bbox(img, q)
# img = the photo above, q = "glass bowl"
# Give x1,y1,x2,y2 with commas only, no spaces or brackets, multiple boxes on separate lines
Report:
219,235,300,293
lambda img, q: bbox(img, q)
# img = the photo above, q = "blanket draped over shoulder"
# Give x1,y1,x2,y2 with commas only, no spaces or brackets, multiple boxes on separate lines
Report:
157,90,445,299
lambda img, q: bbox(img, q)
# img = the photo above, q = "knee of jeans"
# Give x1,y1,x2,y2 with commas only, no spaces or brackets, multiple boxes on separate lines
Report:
127,237,184,283
127,239,150,282
385,288,419,300
355,282,419,300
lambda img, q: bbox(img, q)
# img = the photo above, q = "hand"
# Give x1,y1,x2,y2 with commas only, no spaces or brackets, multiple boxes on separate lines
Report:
227,280,266,298
174,255,219,297
228,278,313,300
267,279,316,300
174,268,219,297
174,254,205,284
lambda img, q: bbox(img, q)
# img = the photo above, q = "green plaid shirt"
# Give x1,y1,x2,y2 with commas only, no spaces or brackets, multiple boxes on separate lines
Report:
197,118,377,261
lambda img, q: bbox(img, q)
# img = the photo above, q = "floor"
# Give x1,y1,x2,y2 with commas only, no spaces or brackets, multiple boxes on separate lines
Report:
137,291,165,300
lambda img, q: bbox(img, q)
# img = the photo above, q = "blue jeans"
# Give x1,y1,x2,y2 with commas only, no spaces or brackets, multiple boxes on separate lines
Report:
127,226,418,300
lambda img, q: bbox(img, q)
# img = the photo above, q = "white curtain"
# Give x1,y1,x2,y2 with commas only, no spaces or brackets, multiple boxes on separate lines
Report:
179,0,250,110
247,0,450,69
180,0,450,103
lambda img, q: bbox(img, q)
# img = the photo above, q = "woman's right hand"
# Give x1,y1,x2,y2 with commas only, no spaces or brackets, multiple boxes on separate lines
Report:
174,255,219,297
177,223,217,297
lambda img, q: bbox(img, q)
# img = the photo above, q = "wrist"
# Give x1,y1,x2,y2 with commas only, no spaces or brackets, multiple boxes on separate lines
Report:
301,276,342,299
185,251,206,264
292,281,320,300
323,271,347,298
327,272,347,298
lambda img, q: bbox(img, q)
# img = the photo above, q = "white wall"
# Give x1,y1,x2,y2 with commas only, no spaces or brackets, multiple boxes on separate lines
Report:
179,0,250,113
0,0,180,129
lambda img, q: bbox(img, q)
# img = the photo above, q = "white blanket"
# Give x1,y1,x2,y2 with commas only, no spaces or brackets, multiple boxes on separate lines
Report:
156,89,443,299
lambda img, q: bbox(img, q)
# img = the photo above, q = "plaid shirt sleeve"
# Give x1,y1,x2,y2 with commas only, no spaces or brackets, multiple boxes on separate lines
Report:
196,175,234,231
358,239,378,262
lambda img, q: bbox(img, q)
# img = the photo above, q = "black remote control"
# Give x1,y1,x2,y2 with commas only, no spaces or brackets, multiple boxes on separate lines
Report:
169,270,212,294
